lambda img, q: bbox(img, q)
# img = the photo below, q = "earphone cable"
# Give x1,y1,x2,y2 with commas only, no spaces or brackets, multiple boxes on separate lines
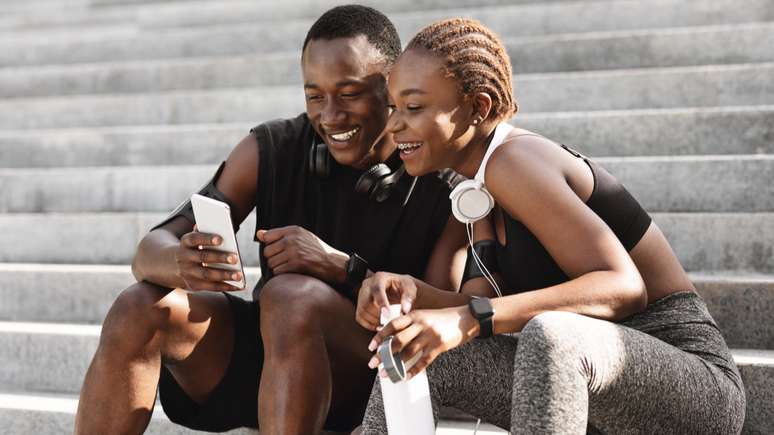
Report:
466,222,502,298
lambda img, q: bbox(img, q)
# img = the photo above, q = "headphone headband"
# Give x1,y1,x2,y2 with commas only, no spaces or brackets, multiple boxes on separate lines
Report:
449,123,515,224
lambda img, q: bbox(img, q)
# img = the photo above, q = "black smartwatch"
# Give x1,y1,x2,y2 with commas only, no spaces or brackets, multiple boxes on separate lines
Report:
344,253,369,293
468,296,495,338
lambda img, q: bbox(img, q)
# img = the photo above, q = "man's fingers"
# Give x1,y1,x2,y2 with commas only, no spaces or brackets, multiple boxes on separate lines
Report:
183,249,236,265
261,238,286,258
196,265,241,283
181,231,222,248
266,251,290,270
256,226,295,244
184,277,239,292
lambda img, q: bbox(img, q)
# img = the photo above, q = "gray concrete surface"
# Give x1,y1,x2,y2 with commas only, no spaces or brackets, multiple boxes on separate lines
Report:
3,22,774,99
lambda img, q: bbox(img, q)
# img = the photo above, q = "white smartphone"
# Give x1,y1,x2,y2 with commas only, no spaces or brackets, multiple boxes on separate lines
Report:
190,193,246,289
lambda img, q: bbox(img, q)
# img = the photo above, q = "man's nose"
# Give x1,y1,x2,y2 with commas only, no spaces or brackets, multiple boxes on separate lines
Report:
320,99,346,126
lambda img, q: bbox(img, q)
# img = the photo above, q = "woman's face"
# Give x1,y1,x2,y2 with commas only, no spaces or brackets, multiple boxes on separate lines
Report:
386,48,477,176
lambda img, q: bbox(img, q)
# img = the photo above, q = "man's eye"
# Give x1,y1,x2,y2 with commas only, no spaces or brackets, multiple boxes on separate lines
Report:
341,92,361,99
305,94,322,102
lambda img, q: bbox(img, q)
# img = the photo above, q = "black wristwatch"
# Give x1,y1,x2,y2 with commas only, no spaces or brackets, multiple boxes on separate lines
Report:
344,253,369,293
468,296,495,338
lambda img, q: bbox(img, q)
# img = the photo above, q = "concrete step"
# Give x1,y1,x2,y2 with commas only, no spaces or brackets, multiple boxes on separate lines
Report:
0,389,507,435
1,264,771,349
4,22,774,99
0,212,772,273
0,390,258,435
0,211,261,266
3,0,774,67
0,264,257,324
0,0,521,31
0,0,562,30
2,106,772,168
3,63,774,130
0,340,769,433
3,155,773,213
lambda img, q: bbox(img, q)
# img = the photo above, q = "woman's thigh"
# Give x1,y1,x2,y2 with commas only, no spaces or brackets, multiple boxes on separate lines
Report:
515,310,744,435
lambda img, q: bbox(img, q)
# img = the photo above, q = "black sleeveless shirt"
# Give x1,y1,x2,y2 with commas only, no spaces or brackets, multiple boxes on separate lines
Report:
496,143,652,295
251,113,463,292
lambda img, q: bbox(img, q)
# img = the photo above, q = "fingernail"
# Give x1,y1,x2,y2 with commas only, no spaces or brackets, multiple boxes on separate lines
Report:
368,357,378,369
402,302,411,313
368,340,376,352
378,369,388,378
232,273,239,280
228,255,236,264
212,236,221,245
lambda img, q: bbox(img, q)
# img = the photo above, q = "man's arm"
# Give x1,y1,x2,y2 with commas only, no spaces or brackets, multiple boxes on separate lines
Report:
131,133,259,290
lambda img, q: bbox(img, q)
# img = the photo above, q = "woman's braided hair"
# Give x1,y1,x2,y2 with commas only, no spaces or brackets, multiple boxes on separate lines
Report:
406,18,517,121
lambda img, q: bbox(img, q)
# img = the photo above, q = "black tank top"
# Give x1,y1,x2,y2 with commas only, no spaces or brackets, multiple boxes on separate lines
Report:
496,142,652,295
250,113,464,291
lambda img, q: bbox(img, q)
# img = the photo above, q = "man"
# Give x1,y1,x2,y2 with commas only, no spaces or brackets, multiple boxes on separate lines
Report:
74,5,465,434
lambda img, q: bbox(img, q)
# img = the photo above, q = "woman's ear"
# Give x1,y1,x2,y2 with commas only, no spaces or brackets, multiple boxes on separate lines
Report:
471,92,494,125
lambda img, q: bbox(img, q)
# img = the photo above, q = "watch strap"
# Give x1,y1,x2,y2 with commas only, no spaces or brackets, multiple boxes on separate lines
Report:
345,253,369,293
469,296,495,339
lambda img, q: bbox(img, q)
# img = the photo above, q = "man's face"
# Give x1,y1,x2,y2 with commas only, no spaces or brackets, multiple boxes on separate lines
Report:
302,35,390,169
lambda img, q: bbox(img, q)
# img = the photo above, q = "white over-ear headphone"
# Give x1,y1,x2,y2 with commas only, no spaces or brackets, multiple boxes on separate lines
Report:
449,123,515,224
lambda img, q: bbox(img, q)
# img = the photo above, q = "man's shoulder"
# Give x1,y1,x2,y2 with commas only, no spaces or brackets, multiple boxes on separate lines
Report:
250,113,312,150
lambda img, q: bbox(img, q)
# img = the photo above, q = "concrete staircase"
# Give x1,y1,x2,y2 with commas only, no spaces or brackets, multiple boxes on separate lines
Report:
0,0,772,433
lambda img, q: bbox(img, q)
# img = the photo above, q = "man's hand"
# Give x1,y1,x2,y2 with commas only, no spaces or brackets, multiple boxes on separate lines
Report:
256,226,349,283
355,272,418,331
174,227,243,292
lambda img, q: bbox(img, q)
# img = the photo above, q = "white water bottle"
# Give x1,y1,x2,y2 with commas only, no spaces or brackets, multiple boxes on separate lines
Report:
378,305,435,435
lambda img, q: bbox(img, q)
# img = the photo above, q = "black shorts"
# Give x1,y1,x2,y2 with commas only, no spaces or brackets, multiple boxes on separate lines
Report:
159,292,262,432
157,291,362,432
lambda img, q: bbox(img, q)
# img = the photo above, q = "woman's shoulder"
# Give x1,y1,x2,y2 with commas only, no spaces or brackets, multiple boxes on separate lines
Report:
485,128,563,183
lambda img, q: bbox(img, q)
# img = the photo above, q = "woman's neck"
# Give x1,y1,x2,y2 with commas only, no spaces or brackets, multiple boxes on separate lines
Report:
453,123,499,179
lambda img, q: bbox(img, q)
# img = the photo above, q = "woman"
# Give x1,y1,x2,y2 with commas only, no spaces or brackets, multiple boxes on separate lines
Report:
356,18,745,434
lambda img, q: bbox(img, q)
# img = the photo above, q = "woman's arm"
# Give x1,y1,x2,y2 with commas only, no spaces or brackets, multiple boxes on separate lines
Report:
482,135,647,333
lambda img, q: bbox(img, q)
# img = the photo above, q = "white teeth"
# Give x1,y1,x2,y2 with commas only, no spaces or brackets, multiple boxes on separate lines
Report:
398,142,422,151
329,127,359,141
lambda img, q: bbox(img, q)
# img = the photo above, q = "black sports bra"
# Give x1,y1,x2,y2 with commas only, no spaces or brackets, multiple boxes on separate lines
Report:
495,141,652,295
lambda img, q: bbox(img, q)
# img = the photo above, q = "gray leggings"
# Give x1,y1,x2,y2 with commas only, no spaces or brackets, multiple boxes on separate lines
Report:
361,292,746,434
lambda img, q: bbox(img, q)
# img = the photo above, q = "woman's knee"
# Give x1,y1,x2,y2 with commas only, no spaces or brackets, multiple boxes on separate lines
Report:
521,311,581,346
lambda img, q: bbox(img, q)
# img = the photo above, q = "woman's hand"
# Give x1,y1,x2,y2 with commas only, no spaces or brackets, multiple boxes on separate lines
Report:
366,306,480,379
356,272,418,331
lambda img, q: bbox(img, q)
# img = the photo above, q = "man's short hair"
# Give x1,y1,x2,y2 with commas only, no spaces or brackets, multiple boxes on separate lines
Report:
302,4,401,63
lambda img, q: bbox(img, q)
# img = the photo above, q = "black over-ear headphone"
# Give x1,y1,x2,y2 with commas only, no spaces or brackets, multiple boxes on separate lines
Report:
307,142,406,203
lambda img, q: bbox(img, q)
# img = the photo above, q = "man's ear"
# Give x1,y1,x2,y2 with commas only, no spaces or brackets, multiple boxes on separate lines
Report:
471,92,494,124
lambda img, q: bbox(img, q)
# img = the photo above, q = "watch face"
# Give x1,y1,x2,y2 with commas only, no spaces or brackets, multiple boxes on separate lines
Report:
471,297,494,317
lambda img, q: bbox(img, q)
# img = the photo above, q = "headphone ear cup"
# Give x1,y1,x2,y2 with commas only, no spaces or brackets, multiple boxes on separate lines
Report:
449,179,494,224
355,163,390,198
308,143,331,178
